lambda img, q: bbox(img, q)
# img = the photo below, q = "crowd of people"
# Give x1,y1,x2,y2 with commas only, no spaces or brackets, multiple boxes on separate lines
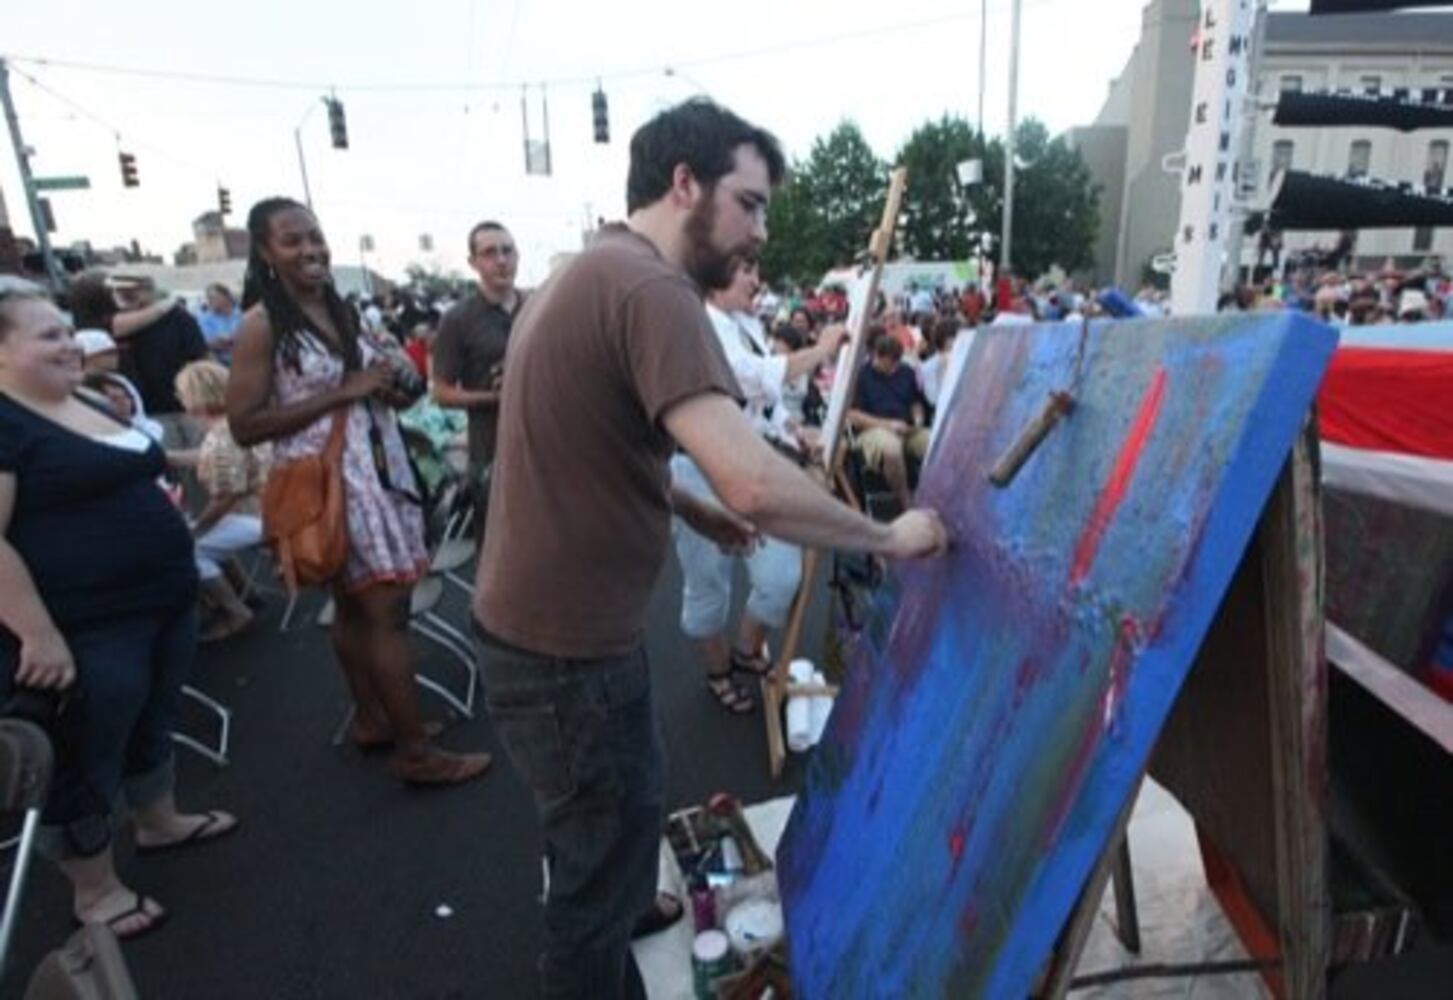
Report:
5,89,1450,998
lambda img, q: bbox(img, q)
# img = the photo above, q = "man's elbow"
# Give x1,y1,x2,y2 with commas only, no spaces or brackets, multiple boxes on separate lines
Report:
713,464,773,521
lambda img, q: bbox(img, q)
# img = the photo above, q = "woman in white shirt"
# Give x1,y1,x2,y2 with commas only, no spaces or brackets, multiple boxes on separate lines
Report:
671,258,844,712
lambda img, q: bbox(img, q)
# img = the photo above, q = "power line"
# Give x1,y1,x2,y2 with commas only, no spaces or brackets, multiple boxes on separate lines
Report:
4,2,1064,97
10,63,220,182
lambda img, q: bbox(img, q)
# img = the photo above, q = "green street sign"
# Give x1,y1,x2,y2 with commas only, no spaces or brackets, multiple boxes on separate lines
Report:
33,176,91,191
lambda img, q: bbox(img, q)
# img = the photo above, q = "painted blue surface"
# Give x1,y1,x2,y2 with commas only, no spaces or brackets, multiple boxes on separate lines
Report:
1337,320,1453,352
776,314,1338,998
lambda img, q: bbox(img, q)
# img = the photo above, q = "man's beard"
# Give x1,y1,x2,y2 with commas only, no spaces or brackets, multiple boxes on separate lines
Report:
683,191,738,293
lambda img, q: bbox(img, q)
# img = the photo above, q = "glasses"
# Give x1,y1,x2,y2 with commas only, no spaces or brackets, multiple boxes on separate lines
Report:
474,243,516,261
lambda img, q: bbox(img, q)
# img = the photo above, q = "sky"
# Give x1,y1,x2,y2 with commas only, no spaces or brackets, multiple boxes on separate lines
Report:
3,0,1314,285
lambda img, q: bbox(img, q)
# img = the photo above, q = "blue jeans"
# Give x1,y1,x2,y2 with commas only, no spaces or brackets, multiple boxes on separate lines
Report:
0,599,196,859
476,627,663,1000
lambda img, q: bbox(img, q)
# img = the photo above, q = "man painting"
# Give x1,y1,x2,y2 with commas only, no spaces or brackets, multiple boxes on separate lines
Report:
474,99,947,999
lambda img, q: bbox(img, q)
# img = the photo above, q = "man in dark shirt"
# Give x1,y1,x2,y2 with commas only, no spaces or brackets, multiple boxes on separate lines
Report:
476,100,947,999
431,221,523,529
849,330,931,511
111,277,207,444
432,222,522,463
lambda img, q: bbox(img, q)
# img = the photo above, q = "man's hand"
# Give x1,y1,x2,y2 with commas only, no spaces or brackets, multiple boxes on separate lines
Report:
888,419,913,437
881,509,949,560
682,496,761,556
15,626,76,690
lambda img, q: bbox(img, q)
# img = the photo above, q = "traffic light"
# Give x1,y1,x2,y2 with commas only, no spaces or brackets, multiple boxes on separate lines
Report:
218,186,232,215
118,151,139,188
591,88,609,144
326,98,349,149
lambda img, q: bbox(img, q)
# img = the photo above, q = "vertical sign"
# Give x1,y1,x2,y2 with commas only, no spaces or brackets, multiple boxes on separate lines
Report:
1170,0,1256,316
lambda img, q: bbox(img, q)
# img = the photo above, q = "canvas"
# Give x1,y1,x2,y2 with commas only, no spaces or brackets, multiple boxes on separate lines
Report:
776,313,1339,998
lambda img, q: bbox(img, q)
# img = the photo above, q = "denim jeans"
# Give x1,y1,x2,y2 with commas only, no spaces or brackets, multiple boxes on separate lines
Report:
476,626,663,1000
0,598,196,859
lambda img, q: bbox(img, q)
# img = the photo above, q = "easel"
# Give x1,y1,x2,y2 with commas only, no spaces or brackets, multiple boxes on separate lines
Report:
761,166,909,779
1038,428,1330,998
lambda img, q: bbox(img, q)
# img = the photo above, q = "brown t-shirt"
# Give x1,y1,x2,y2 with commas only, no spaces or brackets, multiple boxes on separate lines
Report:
475,226,742,658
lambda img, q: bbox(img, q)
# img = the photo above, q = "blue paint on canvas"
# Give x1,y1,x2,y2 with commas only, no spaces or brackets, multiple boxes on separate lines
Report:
775,314,1338,998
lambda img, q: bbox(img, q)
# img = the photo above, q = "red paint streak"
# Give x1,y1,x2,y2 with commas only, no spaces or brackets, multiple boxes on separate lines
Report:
1068,367,1169,585
1042,617,1143,848
1011,656,1042,707
1100,617,1142,733
948,822,968,880
957,903,980,939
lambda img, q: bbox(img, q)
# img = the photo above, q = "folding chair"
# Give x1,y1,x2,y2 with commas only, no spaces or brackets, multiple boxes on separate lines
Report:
315,576,478,723
171,685,233,767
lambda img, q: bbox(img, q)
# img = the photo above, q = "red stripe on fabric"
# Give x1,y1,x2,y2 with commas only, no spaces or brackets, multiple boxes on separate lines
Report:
1319,348,1453,460
1069,367,1168,585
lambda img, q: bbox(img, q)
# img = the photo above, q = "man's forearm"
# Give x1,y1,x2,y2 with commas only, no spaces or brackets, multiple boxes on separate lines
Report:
730,444,892,554
432,384,500,410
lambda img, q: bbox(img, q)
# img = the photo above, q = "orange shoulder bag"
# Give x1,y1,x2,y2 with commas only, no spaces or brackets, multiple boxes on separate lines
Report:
261,410,349,594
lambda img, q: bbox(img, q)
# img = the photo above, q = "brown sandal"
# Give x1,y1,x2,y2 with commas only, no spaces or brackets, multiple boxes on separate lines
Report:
707,671,755,714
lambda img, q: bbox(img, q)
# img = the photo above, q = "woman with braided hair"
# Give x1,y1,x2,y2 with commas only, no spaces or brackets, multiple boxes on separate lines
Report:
226,198,489,785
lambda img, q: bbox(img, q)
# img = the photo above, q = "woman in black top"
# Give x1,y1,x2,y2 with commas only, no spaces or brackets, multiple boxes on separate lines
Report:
0,284,236,940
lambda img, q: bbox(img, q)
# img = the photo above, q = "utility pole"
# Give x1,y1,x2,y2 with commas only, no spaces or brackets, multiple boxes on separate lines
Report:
978,0,988,137
0,58,63,289
294,97,331,211
1001,0,1022,276
295,128,313,210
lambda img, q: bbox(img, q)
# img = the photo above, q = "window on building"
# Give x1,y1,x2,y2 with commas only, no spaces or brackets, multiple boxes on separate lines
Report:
1270,140,1294,185
1348,140,1372,180
1280,75,1303,93
1359,75,1382,95
1426,140,1449,192
1413,143,1445,253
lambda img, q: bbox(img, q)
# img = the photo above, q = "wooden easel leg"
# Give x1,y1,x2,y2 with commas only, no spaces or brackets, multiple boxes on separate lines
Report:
1038,775,1146,998
764,548,820,779
1111,837,1141,954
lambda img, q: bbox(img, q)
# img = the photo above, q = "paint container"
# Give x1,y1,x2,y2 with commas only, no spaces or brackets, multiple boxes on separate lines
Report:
692,929,733,999
785,660,816,753
719,835,743,873
690,881,716,932
723,898,784,961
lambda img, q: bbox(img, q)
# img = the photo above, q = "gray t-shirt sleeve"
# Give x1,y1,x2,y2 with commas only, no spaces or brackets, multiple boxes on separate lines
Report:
431,307,465,384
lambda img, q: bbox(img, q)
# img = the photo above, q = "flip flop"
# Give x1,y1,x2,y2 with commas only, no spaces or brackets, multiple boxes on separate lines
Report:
135,811,239,855
74,891,168,941
631,892,685,940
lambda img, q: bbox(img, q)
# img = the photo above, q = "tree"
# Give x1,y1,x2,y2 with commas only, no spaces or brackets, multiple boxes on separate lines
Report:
761,168,825,287
404,262,470,300
1008,120,1101,279
894,115,1002,262
891,115,1099,280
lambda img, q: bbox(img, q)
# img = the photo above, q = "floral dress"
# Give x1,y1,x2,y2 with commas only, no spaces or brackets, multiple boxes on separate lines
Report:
272,330,428,591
